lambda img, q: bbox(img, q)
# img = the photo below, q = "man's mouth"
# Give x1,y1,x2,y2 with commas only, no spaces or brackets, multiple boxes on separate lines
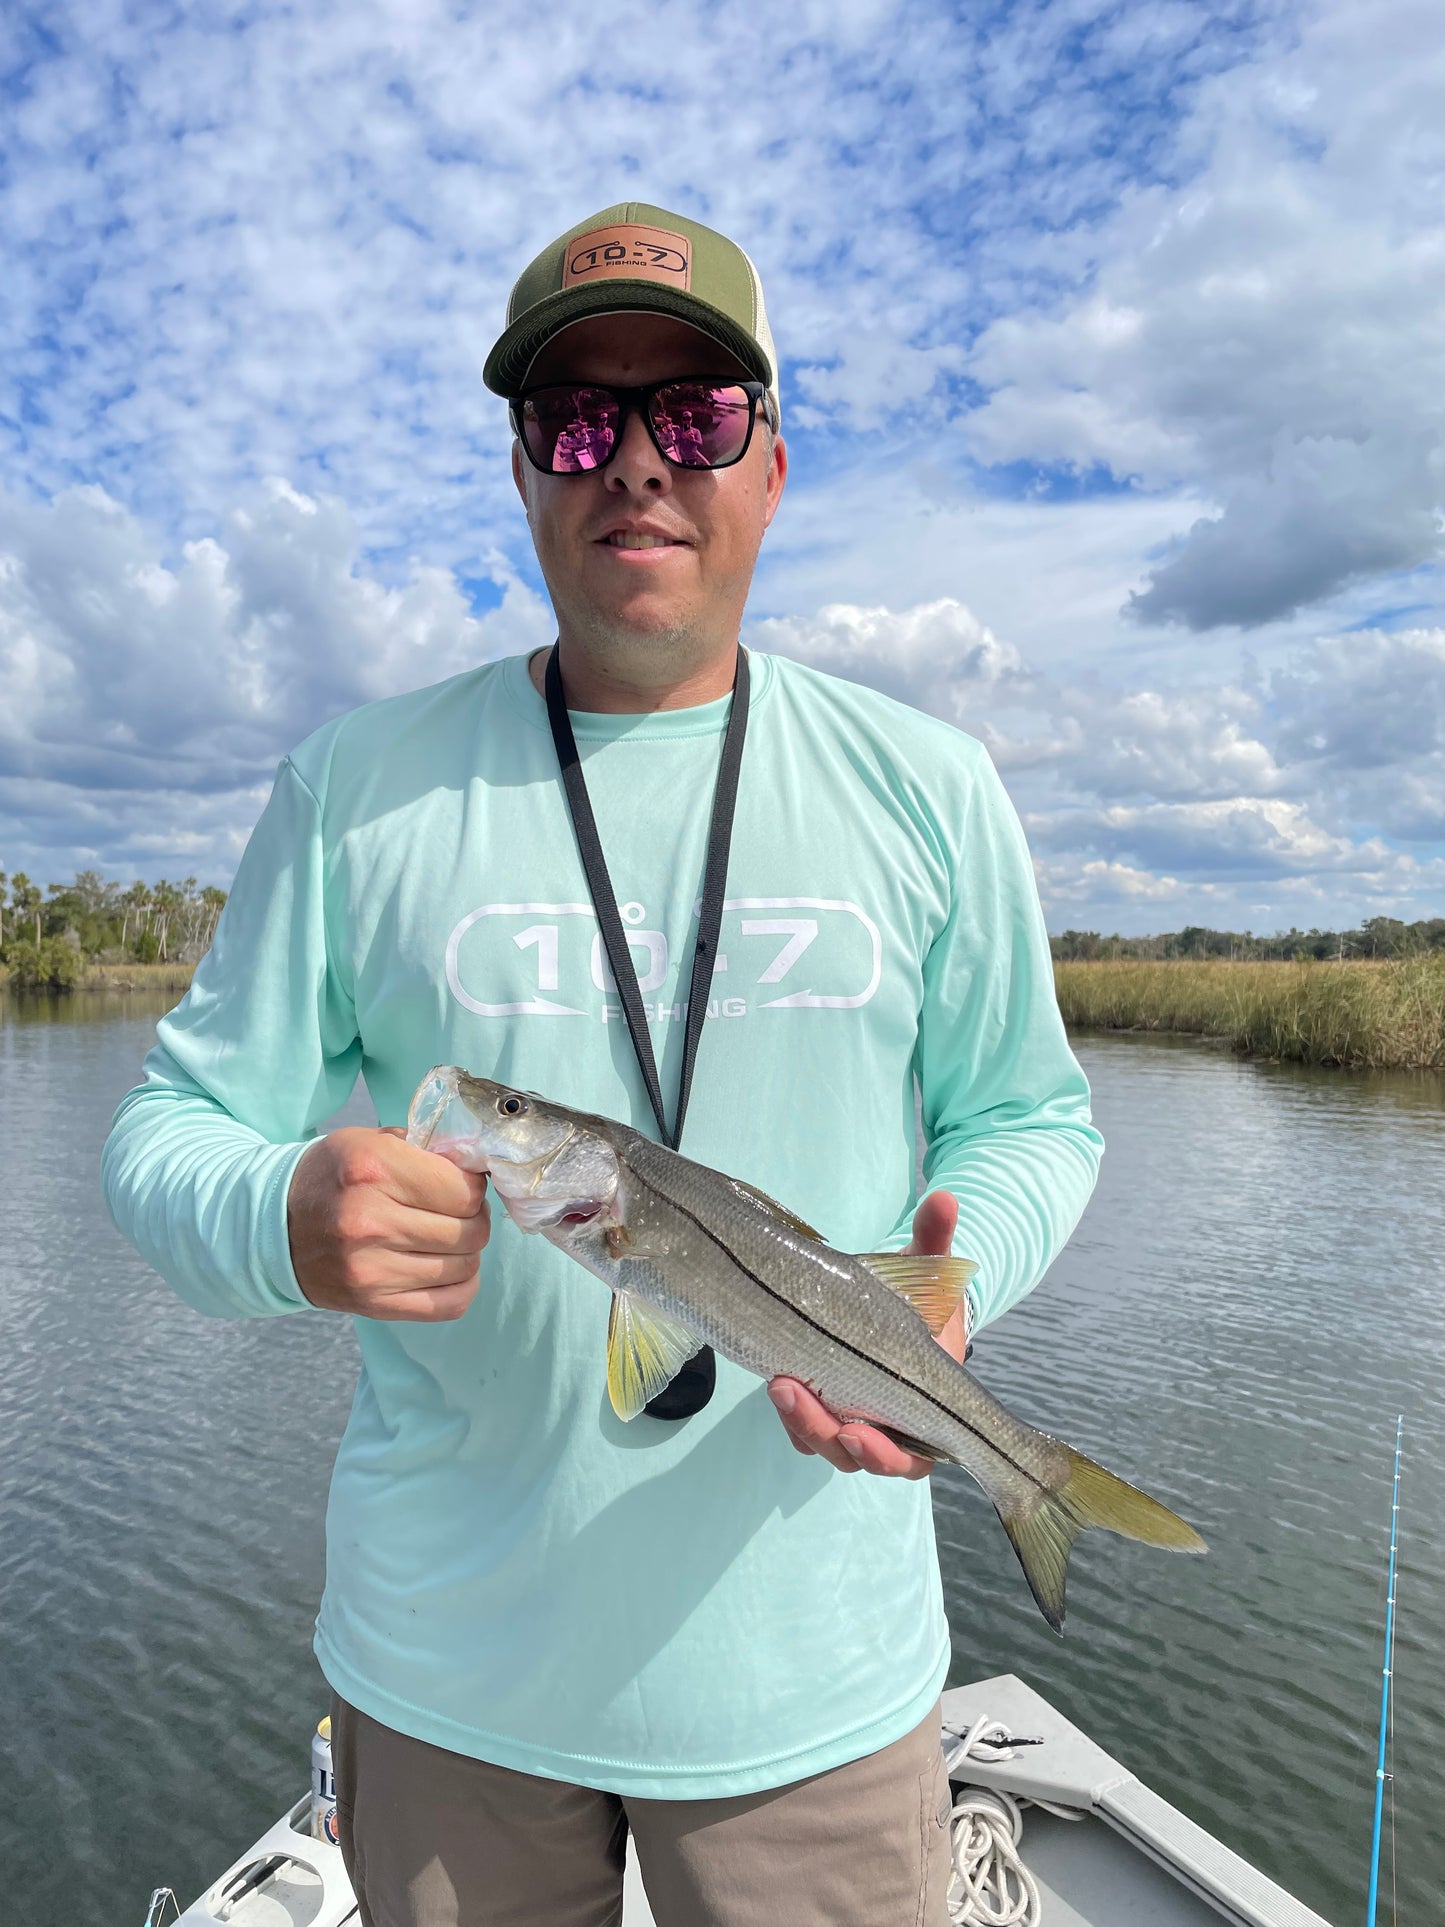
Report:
600,532,686,549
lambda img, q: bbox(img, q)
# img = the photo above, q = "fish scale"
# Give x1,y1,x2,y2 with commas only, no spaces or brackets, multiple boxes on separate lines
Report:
407,1064,1206,1631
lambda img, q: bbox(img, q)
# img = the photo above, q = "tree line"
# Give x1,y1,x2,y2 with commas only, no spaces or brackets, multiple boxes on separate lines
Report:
1049,918,1445,962
0,868,228,988
5,868,1440,988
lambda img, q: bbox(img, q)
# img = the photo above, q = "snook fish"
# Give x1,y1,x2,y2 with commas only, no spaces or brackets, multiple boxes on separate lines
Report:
407,1065,1205,1630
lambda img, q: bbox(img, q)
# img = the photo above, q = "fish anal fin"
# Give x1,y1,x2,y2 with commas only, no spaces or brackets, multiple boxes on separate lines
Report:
998,1440,1208,1634
857,1253,978,1335
606,1292,703,1423
823,1403,943,1463
727,1177,825,1242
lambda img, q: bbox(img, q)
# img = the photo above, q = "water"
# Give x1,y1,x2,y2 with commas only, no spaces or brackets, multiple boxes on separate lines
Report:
2,999,1441,1923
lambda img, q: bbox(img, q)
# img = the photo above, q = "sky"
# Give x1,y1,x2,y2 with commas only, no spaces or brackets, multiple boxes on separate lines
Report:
2,0,1443,935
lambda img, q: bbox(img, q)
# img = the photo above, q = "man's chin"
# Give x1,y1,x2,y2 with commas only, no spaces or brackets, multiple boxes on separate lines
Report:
576,603,705,654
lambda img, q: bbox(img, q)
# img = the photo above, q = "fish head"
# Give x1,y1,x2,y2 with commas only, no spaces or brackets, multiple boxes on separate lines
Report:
407,1066,620,1234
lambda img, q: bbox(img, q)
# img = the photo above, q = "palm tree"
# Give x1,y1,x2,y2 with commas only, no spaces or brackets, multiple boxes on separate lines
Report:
120,881,149,954
151,880,181,962
200,886,227,949
10,872,41,945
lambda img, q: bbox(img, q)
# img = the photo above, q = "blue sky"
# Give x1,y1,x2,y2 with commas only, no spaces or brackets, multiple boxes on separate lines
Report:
2,0,1443,933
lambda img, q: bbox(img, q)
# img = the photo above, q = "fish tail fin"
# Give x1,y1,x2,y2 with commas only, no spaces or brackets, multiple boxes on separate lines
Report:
998,1444,1207,1633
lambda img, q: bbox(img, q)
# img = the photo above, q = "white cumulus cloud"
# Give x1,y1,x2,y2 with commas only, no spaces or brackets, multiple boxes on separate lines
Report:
747,598,1025,719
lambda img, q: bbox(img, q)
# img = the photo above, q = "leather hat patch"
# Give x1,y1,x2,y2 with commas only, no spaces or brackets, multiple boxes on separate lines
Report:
561,224,692,291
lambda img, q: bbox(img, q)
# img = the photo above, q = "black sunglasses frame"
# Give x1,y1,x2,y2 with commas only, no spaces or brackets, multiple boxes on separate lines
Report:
509,378,770,476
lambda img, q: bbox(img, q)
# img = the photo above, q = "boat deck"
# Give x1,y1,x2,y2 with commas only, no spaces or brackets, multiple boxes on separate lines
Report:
169,1674,1336,1926
938,1675,1332,1927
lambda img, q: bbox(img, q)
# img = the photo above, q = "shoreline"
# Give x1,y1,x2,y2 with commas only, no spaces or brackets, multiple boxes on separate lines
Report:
0,962,197,994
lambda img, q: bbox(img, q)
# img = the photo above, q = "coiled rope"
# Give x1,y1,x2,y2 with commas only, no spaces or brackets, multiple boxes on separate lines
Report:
943,1716,1081,1927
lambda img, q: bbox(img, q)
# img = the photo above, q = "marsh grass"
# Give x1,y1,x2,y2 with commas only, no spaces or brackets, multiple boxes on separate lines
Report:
0,960,196,994
1054,957,1445,1070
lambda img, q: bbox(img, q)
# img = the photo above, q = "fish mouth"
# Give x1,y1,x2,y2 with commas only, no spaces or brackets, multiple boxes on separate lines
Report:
553,1200,610,1226
505,1195,612,1234
502,1131,618,1232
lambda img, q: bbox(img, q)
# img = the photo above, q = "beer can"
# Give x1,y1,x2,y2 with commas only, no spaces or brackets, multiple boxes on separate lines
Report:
311,1715,338,1846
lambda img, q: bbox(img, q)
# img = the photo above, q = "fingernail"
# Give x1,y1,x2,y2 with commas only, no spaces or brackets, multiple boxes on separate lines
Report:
771,1384,796,1417
840,1434,866,1460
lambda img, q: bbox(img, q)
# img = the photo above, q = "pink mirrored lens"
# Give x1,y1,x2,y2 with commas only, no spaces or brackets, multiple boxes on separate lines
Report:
521,388,619,473
649,384,753,467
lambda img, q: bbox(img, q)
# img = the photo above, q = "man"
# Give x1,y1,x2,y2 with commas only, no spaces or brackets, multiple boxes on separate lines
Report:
103,203,1102,1926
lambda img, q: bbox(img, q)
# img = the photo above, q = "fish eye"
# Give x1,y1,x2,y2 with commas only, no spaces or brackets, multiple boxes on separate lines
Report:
499,1093,529,1117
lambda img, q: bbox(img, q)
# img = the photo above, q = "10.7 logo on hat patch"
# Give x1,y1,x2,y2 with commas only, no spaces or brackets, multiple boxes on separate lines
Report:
562,224,692,290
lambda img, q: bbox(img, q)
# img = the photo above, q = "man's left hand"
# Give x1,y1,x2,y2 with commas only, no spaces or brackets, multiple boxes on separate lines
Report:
766,1191,966,1479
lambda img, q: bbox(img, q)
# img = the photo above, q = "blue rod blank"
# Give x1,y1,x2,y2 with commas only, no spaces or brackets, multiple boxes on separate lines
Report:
1365,1414,1403,1927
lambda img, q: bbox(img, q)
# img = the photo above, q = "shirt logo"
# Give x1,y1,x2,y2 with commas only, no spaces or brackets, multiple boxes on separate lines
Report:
561,224,692,291
445,897,881,1020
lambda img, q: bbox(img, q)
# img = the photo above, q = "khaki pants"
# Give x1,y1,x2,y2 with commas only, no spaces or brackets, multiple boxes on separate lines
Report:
331,1693,953,1927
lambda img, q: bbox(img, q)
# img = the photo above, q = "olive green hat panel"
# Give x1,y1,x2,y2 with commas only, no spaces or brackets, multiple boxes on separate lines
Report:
483,202,781,423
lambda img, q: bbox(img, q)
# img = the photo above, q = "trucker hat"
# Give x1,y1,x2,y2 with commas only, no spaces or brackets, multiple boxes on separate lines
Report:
483,201,781,425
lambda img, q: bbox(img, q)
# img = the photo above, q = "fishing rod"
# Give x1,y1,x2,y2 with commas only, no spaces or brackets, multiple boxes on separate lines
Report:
1364,1414,1403,1927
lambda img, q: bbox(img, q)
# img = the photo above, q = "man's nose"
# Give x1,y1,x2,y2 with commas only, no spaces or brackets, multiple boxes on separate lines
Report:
606,401,672,494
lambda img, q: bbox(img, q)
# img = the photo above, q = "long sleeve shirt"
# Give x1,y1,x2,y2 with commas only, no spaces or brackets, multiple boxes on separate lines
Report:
102,648,1102,1798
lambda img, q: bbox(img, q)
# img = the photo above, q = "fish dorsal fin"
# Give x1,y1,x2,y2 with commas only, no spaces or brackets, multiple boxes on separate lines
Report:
606,1291,704,1422
727,1176,825,1242
857,1253,978,1335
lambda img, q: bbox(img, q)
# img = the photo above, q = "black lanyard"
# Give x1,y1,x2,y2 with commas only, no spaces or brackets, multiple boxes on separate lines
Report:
543,644,750,1418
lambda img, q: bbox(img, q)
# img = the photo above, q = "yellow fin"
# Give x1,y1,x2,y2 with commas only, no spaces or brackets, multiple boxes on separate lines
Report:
727,1176,824,1241
857,1253,978,1335
605,1292,703,1422
999,1442,1207,1633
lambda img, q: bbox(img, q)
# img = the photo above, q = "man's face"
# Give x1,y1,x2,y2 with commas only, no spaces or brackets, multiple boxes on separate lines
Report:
511,312,787,668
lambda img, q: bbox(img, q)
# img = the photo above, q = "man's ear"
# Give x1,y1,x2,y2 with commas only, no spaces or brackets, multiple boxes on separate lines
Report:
762,432,788,531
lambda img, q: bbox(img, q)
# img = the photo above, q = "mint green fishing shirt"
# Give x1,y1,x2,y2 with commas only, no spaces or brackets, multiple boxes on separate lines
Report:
102,649,1101,1798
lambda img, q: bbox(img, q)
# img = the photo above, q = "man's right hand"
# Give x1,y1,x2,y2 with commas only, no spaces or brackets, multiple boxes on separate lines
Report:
287,1126,491,1321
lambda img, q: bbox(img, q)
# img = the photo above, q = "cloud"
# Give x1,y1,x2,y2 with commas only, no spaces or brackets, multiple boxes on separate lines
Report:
962,1,1445,627
1035,858,1190,908
750,594,1445,927
1270,626,1445,841
746,597,1025,717
751,459,1209,681
0,477,551,835
1032,797,1375,879
1128,435,1444,631
1009,684,1284,802
1273,627,1445,774
792,331,966,434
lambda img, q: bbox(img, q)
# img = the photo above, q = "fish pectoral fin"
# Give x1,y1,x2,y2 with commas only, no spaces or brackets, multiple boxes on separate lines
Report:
856,1253,979,1335
998,1442,1208,1634
606,1292,704,1422
727,1177,825,1241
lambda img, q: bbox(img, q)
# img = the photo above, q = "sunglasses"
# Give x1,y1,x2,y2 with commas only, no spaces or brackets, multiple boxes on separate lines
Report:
510,378,769,476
